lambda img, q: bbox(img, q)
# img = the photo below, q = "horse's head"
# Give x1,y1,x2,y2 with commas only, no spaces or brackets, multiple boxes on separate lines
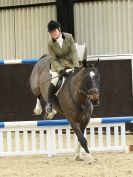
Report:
82,59,100,106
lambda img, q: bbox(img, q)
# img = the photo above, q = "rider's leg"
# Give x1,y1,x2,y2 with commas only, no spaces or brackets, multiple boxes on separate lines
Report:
45,70,59,113
45,83,55,112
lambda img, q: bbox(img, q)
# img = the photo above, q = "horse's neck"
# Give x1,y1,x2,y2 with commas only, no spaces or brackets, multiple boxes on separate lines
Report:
71,67,83,86
70,68,87,103
72,68,86,91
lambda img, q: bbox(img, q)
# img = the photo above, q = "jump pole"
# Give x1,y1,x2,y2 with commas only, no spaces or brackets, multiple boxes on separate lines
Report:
0,58,39,64
0,116,133,128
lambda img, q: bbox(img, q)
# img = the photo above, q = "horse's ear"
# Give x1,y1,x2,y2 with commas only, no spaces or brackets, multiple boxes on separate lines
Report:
82,59,87,68
94,58,100,67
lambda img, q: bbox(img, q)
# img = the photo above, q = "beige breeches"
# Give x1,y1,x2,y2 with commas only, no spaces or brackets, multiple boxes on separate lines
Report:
50,70,59,86
50,69,74,86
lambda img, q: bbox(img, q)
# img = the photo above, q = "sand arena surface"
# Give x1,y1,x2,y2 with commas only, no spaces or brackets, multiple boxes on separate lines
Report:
0,135,132,177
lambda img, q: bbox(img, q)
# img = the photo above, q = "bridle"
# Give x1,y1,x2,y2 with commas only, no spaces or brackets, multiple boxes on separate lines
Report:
87,88,100,97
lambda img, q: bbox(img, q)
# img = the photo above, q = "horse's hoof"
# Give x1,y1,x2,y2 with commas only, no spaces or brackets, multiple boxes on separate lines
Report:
75,156,84,161
44,109,57,120
94,158,97,163
43,113,48,119
87,158,97,165
43,110,57,120
33,108,42,115
87,153,97,165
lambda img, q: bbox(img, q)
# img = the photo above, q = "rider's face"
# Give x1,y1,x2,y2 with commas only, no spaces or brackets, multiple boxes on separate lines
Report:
49,29,61,40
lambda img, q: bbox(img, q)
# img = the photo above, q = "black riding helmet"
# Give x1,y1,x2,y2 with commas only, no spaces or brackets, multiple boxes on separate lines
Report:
47,20,61,32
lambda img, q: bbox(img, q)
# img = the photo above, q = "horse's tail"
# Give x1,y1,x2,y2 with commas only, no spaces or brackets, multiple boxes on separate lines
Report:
33,96,42,115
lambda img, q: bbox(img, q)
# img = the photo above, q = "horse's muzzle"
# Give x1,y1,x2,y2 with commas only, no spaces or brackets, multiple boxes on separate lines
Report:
88,88,100,106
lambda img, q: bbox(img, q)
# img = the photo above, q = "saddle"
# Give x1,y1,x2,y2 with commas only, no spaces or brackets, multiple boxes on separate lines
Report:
54,69,74,95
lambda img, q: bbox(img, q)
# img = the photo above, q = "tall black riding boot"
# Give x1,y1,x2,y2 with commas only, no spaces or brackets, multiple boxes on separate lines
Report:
45,83,55,113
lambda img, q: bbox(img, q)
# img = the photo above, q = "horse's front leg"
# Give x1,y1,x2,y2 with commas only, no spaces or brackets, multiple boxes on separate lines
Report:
69,120,94,164
79,119,96,164
75,141,94,163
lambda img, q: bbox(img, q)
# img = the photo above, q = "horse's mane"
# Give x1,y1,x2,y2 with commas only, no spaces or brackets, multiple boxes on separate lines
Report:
67,66,84,80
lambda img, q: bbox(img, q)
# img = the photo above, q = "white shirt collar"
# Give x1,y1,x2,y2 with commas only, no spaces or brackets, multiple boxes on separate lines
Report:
56,33,62,42
56,33,63,48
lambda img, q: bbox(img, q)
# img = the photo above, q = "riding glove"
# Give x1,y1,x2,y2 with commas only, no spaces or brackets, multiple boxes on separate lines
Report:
74,67,79,72
59,69,68,77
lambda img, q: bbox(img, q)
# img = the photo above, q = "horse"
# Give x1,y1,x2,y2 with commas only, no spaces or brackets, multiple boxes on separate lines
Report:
30,55,100,163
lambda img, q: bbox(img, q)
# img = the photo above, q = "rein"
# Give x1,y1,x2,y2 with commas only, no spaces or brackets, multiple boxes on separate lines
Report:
66,68,91,109
67,77,89,96
33,76,60,93
67,77,90,107
39,76,59,87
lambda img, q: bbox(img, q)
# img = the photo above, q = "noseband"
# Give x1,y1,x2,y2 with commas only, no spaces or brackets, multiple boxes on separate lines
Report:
88,88,100,96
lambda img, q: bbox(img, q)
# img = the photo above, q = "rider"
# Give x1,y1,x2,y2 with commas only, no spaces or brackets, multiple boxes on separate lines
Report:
45,20,80,113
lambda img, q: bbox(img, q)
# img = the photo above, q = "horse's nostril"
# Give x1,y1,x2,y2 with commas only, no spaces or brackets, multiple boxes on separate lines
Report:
93,100,100,106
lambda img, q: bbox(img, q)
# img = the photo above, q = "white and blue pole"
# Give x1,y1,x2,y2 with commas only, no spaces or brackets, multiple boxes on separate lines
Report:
0,116,133,129
0,58,39,65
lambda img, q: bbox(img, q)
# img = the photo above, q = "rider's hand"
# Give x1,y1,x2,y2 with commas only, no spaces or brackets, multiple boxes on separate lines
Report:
74,67,79,72
59,69,68,77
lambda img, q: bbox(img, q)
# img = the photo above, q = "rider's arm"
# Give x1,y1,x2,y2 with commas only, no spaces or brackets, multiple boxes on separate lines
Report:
70,34,80,67
48,43,63,73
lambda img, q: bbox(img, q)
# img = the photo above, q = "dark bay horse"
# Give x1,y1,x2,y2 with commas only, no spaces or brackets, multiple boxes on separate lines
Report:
30,55,100,163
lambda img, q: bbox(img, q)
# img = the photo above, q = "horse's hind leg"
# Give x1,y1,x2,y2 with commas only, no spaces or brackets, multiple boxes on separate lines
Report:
33,95,42,115
75,141,83,161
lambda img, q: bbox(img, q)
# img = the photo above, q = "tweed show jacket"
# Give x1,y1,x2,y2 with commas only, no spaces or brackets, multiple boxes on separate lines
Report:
48,32,79,73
